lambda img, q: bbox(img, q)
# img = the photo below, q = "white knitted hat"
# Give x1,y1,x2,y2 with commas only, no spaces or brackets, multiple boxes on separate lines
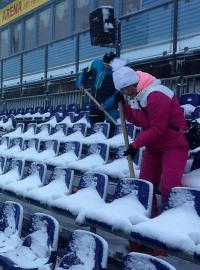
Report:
113,66,139,91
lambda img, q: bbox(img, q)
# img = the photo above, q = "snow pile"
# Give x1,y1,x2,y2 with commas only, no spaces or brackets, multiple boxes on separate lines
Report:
181,104,196,116
46,151,78,167
182,169,200,189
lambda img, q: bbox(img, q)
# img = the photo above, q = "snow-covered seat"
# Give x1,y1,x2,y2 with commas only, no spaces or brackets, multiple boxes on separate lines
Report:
73,111,91,128
121,252,176,270
19,123,37,140
0,212,59,270
0,155,7,175
2,137,24,158
55,229,108,270
59,112,75,128
68,143,109,172
0,116,14,131
46,141,82,167
81,102,91,112
180,93,200,118
0,159,25,189
31,106,44,120
84,178,153,232
52,172,108,217
102,123,134,148
38,115,59,128
67,103,79,114
0,201,23,253
33,124,51,140
26,168,74,205
15,138,40,160
93,146,143,179
14,108,25,119
79,122,110,145
22,107,34,120
131,187,200,258
4,162,46,196
25,140,59,163
0,137,10,154
42,123,68,142
3,123,25,139
60,123,87,143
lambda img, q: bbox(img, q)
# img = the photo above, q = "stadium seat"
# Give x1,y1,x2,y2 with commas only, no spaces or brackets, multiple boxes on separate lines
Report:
0,201,23,253
131,187,200,258
26,168,74,205
42,123,68,141
0,159,25,189
60,123,87,143
0,155,7,174
2,137,24,158
4,162,46,196
93,146,143,179
73,110,91,128
33,123,51,140
46,141,82,167
8,108,16,116
15,108,25,119
84,178,153,232
19,123,37,140
67,103,79,114
121,252,176,270
55,230,108,270
3,123,25,139
0,137,10,153
68,143,109,172
80,102,91,112
180,93,200,107
0,212,59,270
23,107,34,120
52,172,108,218
15,138,40,160
59,111,75,127
79,122,110,145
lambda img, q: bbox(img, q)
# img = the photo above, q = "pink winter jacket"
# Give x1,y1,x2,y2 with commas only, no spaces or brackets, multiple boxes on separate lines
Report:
124,72,189,151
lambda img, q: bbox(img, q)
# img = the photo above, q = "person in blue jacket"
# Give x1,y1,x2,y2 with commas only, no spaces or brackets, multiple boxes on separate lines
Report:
77,52,118,137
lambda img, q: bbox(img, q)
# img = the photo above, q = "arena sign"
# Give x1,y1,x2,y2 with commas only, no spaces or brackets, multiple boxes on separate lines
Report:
0,0,49,26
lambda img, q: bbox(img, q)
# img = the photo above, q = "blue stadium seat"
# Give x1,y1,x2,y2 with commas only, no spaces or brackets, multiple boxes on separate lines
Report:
26,168,74,205
20,123,37,140
0,201,23,253
84,178,153,231
0,155,7,174
60,123,87,143
56,230,108,270
0,159,25,189
131,187,200,259
67,103,79,113
0,212,59,270
46,140,82,167
2,137,24,158
8,108,16,116
81,102,91,112
33,123,51,140
4,162,46,196
42,123,68,141
0,137,10,153
121,252,176,270
15,138,40,159
68,143,109,172
179,93,200,107
4,123,25,139
52,172,108,217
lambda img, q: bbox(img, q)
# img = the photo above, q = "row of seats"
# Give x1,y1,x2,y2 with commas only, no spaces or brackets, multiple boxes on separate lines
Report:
0,201,177,269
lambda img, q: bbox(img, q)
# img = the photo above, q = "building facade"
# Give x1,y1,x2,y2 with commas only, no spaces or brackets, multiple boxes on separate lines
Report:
0,0,199,102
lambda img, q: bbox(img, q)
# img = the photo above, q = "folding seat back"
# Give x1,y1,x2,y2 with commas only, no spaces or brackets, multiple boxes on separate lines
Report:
48,168,74,193
0,156,7,174
63,141,82,158
0,201,23,237
9,137,24,150
45,106,54,113
162,187,200,217
1,109,8,116
92,122,110,138
23,138,40,152
26,123,37,134
180,93,200,106
15,123,25,133
37,123,51,135
78,172,108,200
25,107,34,114
121,252,176,270
113,123,135,138
115,147,144,168
114,178,153,216
77,110,90,122
27,162,47,185
59,230,108,270
67,103,79,113
16,108,24,115
81,102,91,112
72,123,87,136
8,159,25,179
191,106,200,119
8,108,16,116
55,104,66,114
0,137,10,149
34,106,44,114
22,213,59,265
44,140,60,155
54,123,68,136
88,143,109,163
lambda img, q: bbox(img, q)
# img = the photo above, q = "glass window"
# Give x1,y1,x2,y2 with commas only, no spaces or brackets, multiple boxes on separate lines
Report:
11,23,21,54
122,0,141,15
24,16,35,50
38,8,50,45
55,0,68,40
97,0,114,8
0,29,9,58
74,0,89,32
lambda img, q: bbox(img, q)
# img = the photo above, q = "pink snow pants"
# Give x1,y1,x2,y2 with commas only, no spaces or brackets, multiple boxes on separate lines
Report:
139,147,188,202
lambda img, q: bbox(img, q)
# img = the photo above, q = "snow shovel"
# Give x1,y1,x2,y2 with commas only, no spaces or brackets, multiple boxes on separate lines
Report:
83,88,117,125
118,100,135,177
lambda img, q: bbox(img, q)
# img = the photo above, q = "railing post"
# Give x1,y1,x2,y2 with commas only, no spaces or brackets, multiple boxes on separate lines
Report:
172,0,178,75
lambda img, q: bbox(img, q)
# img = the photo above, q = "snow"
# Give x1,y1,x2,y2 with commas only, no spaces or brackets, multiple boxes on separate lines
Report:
68,154,105,172
44,129,66,141
73,117,91,128
3,126,23,139
103,133,131,148
79,132,107,145
38,116,58,128
60,131,86,143
0,168,22,189
46,151,79,167
182,169,200,189
19,126,36,140
60,115,74,127
181,104,196,117
15,146,39,160
26,148,57,162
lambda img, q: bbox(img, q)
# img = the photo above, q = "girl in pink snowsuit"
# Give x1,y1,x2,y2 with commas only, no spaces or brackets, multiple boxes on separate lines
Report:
113,67,189,204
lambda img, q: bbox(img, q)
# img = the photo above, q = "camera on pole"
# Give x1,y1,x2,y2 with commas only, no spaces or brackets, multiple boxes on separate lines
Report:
89,6,117,46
